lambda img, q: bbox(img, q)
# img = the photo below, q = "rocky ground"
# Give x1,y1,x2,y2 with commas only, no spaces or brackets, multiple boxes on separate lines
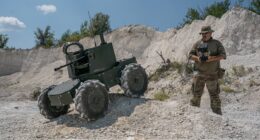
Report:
0,66,260,139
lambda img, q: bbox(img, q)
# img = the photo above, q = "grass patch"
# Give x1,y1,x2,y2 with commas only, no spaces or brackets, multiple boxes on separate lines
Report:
221,85,235,93
169,61,183,73
29,87,41,100
148,65,169,81
154,90,170,101
249,80,260,87
232,65,246,77
184,62,193,75
149,61,185,81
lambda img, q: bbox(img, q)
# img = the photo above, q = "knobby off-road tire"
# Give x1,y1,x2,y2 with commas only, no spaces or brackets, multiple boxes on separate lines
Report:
74,80,109,120
38,85,69,119
120,63,148,97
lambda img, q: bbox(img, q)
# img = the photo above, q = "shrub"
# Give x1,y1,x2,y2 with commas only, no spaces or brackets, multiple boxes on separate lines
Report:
154,90,170,101
0,34,9,49
178,0,230,28
203,0,230,18
34,25,55,48
232,65,246,77
149,61,184,81
58,12,111,45
169,61,183,74
149,64,170,81
30,87,41,100
248,0,260,15
89,12,111,37
221,85,235,93
249,80,260,87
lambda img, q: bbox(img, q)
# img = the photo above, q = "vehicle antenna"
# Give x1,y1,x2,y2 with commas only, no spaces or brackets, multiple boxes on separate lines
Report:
88,11,97,47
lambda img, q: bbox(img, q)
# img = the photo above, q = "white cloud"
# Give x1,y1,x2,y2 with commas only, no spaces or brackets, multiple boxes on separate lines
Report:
36,4,57,15
0,16,26,32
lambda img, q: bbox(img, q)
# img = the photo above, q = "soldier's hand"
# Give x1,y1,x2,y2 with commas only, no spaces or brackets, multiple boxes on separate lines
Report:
207,56,213,62
191,55,201,63
195,56,202,63
197,57,201,63
207,56,223,62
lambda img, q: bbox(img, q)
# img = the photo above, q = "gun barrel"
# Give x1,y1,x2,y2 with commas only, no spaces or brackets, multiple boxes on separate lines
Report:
54,62,73,71
54,56,85,71
100,33,106,45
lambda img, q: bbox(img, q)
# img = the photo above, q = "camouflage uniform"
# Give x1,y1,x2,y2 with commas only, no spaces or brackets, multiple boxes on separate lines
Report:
189,36,226,115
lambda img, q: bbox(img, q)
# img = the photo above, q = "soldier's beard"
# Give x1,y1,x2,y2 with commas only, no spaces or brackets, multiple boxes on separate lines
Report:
202,36,211,42
202,33,212,42
202,37,207,41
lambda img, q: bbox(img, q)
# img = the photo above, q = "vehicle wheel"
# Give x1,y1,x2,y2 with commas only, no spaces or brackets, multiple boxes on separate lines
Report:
74,80,108,120
38,85,69,119
120,63,148,97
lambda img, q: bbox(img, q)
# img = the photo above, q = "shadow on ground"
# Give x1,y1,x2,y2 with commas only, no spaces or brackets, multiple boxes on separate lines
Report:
53,93,148,129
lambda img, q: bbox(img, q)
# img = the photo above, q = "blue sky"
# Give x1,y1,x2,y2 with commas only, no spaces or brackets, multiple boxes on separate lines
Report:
0,0,250,49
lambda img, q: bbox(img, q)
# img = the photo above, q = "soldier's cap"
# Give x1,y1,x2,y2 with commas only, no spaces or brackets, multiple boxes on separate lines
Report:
199,26,214,34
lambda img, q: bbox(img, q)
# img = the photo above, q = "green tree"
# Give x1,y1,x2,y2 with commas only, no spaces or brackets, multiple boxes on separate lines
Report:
183,8,202,25
234,0,245,7
80,20,90,37
203,0,230,18
249,0,260,14
0,34,9,49
58,12,111,46
89,12,111,37
70,31,81,42
34,25,55,48
59,30,81,45
60,30,71,43
178,0,231,28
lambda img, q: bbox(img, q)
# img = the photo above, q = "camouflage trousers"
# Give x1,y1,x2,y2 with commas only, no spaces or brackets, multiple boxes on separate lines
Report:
190,75,222,115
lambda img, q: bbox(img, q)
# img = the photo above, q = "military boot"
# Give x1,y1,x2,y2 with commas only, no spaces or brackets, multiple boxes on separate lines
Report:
212,107,222,115
210,95,222,115
190,96,201,107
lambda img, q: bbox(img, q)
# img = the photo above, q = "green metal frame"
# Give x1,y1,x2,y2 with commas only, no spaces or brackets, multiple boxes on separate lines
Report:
48,41,137,106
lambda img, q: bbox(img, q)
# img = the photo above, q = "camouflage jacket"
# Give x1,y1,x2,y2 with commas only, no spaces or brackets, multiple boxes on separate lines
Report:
189,38,226,75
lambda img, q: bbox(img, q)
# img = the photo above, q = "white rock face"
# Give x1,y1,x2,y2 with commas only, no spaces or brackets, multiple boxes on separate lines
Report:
0,49,29,76
81,7,260,71
142,7,260,70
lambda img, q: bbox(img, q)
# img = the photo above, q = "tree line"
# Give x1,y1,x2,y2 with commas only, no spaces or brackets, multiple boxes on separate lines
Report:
0,12,111,49
177,0,259,28
34,12,111,48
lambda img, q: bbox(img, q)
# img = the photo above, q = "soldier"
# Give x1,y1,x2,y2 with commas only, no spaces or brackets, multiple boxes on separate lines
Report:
189,26,226,115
